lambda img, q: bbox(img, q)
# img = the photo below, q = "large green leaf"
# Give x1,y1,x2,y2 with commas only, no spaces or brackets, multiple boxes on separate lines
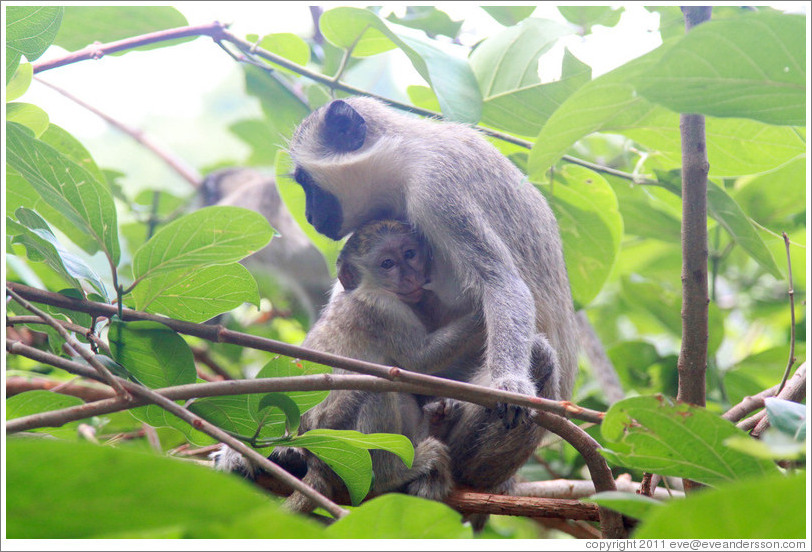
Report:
131,206,272,283
625,108,805,178
6,62,33,101
6,390,83,421
635,12,806,126
131,262,260,323
291,429,414,506
53,6,190,53
471,19,587,136
386,7,463,39
108,319,196,389
528,43,669,178
39,123,107,185
5,6,63,82
319,7,482,123
6,439,323,538
633,472,806,538
6,102,48,136
248,32,311,76
538,166,622,309
733,157,807,227
325,494,471,538
601,396,780,485
6,122,120,264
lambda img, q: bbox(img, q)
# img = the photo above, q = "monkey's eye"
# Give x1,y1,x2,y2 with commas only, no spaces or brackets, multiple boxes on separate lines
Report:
380,259,395,270
404,249,416,260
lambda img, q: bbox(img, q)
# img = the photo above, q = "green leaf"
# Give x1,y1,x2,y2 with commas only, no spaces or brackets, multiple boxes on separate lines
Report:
625,108,805,178
274,150,343,275
248,356,331,440
54,6,191,53
528,43,669,178
586,491,662,520
319,7,482,123
248,33,310,75
5,6,63,82
188,394,258,437
723,345,805,406
558,6,624,33
108,319,196,388
131,206,273,283
5,168,99,255
706,180,782,279
471,20,585,136
293,433,373,505
131,262,260,323
6,63,33,101
325,494,471,538
733,157,807,227
386,7,463,39
257,393,301,435
633,473,806,538
40,123,107,185
406,85,441,112
291,429,416,506
301,428,415,468
601,396,780,485
6,439,322,538
538,166,622,308
764,398,806,442
6,390,83,420
635,12,806,126
5,102,49,136
9,208,108,297
481,6,536,27
6,121,120,264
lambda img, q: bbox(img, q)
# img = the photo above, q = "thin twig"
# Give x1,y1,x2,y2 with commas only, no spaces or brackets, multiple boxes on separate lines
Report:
6,288,130,398
777,232,796,394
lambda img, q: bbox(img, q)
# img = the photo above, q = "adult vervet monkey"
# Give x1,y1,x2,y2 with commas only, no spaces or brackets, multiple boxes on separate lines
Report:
288,97,578,494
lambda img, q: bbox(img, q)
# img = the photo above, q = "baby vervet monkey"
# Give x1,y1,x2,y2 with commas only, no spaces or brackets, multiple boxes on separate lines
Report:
216,219,481,511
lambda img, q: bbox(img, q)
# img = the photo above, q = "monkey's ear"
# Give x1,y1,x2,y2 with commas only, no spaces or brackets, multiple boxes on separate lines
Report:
323,100,367,152
337,258,361,291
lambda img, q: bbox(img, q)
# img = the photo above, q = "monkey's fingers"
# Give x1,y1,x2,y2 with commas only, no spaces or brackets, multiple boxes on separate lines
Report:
494,402,530,429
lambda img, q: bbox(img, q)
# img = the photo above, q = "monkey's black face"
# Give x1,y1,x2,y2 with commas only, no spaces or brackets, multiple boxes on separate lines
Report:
322,100,367,153
293,167,344,240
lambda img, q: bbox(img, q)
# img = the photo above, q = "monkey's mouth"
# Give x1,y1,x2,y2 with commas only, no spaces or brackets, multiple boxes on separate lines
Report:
398,288,425,303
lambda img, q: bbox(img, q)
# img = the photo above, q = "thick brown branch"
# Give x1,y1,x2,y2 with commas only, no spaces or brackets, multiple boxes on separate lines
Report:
532,412,627,538
6,283,605,425
750,362,807,438
6,375,116,402
445,490,600,522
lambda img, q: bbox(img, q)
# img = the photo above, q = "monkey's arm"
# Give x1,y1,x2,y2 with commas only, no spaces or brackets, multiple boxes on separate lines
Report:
390,313,481,374
410,188,538,425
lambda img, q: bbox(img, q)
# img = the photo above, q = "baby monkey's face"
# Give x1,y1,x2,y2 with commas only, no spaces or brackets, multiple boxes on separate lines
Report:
371,232,430,304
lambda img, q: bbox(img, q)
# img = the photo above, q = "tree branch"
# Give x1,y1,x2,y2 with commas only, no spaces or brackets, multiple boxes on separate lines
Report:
5,283,605,425
676,5,713,409
532,412,627,539
777,231,797,394
750,362,807,438
6,287,130,398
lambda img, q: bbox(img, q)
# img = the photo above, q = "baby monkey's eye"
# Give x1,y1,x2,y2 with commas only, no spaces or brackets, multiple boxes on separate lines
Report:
404,249,416,260
381,259,395,269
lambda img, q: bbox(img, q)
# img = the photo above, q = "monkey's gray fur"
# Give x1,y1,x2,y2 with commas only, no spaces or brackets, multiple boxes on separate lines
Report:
217,220,483,512
288,97,578,500
200,167,332,323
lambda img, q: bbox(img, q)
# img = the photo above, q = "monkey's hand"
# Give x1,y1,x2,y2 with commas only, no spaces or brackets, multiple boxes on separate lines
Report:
492,376,537,429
